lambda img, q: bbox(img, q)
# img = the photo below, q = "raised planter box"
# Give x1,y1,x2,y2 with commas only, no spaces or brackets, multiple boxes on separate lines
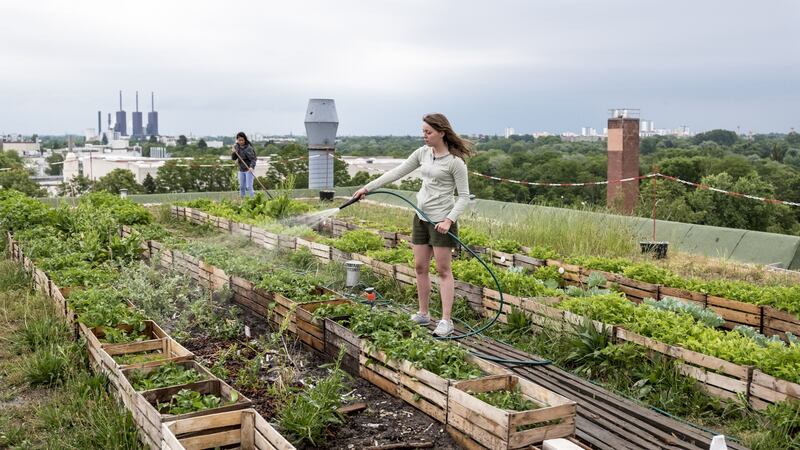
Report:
161,408,295,450
359,344,451,423
133,378,252,449
324,317,361,375
394,263,417,286
120,359,215,396
82,321,194,383
296,298,352,353
359,341,510,425
448,374,576,449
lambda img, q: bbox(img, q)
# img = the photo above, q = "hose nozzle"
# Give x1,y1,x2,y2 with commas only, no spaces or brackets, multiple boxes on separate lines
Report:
338,195,361,210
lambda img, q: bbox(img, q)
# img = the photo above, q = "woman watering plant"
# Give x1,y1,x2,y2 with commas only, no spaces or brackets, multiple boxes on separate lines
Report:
231,131,258,198
352,113,473,336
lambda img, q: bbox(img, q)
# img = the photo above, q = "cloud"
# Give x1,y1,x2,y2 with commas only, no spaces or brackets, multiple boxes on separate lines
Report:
0,0,797,135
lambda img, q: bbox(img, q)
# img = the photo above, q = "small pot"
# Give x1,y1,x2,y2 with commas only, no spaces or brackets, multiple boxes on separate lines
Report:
319,190,335,201
640,241,668,259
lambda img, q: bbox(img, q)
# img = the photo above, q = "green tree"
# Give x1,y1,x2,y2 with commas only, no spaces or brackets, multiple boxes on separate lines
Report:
197,139,208,149
177,135,188,146
686,172,794,232
0,150,23,169
149,135,158,144
45,153,64,176
693,129,738,146
770,142,789,163
101,134,108,145
0,169,46,197
142,173,156,194
155,157,233,193
786,131,800,146
94,169,143,194
348,170,379,186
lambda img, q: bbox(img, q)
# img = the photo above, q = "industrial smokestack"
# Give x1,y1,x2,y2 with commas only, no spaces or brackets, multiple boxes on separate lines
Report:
108,113,111,128
151,92,155,112
97,111,101,134
136,91,139,112
119,90,122,110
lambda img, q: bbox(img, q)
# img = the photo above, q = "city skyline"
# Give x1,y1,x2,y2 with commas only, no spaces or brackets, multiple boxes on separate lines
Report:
1,0,797,136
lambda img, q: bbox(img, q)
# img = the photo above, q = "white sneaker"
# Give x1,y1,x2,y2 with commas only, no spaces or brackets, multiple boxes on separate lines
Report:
410,312,431,326
433,319,454,337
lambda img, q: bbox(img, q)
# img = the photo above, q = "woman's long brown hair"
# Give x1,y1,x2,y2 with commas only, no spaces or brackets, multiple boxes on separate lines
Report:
423,113,474,161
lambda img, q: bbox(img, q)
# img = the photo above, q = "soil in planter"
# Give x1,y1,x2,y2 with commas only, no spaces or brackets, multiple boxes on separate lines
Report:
183,327,461,449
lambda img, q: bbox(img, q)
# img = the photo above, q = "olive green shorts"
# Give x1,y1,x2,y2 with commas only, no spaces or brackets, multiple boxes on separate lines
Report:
411,215,459,247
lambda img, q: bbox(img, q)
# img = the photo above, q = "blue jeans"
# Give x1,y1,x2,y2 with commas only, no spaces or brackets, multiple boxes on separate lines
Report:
238,170,254,198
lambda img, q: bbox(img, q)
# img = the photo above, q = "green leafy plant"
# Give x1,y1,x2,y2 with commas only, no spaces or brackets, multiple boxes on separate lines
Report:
471,386,539,411
331,229,384,254
128,363,205,391
157,389,233,415
277,349,351,446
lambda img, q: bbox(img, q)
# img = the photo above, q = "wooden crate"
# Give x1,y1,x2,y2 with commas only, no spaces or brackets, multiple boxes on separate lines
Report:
454,280,484,315
324,317,361,375
513,254,546,271
296,238,332,261
277,234,296,251
614,328,750,402
706,295,762,331
762,306,800,341
133,378,252,449
161,408,295,450
229,276,268,318
231,221,253,239
118,360,216,412
370,259,395,278
491,250,515,268
359,343,452,423
394,263,417,286
331,247,352,263
270,292,297,334
90,332,194,378
749,369,800,410
296,299,352,353
448,374,576,449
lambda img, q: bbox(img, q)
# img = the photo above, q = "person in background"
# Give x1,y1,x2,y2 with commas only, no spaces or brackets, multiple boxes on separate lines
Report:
231,131,257,198
351,113,473,336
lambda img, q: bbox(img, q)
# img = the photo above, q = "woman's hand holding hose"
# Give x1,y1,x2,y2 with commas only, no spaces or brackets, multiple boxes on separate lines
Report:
353,187,369,201
434,218,453,234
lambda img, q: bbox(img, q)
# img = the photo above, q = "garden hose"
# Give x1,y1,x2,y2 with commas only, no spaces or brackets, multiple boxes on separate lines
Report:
339,189,551,366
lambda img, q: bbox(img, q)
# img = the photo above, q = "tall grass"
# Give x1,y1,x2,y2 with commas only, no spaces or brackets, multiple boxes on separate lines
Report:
337,201,639,258
464,207,639,258
0,255,142,450
37,372,142,449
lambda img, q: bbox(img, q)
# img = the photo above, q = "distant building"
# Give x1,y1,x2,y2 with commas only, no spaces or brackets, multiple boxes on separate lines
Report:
115,90,128,136
146,92,159,137
504,127,515,138
131,91,145,138
0,141,41,154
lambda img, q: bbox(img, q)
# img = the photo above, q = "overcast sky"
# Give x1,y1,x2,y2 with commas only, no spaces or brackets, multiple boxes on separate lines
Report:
1,0,798,137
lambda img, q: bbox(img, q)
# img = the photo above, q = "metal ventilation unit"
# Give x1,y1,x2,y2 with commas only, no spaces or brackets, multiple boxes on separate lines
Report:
304,99,338,189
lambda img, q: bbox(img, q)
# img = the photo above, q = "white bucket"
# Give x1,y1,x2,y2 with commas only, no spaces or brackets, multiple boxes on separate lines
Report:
344,260,364,287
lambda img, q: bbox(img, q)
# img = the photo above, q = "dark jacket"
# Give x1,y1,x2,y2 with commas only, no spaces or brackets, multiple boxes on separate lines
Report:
232,143,257,172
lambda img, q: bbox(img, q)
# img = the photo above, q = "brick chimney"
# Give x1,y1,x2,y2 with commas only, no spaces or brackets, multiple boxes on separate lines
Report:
607,110,640,213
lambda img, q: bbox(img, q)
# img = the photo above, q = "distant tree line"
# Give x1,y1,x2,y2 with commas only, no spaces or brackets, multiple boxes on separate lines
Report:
6,130,800,235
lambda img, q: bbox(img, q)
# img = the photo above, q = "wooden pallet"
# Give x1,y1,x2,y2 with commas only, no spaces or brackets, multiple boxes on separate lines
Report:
131,378,252,449
449,374,576,449
296,299,352,353
161,408,295,450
